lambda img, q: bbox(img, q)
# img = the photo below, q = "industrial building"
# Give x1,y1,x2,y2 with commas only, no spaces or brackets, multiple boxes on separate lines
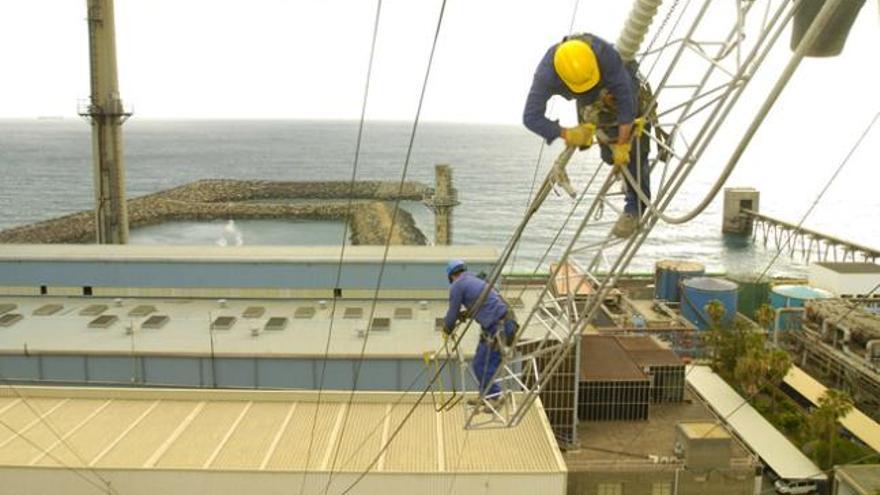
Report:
687,365,827,491
578,335,684,421
809,262,880,298
0,386,567,495
565,387,760,495
0,245,507,391
834,465,880,495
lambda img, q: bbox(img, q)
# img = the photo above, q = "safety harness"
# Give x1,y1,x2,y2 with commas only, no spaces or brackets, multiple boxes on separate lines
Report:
564,32,671,160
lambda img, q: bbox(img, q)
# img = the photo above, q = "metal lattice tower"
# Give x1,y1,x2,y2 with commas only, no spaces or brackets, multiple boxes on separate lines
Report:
454,0,848,442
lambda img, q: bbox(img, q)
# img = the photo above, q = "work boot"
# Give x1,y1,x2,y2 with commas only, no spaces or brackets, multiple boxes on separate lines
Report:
612,212,638,238
482,395,506,413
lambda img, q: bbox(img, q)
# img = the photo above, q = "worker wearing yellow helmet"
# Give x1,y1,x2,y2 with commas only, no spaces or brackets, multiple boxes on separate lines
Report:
524,33,651,238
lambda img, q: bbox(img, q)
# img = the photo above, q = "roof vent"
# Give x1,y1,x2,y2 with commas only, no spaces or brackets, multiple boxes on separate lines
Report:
79,304,108,316
295,307,316,319
370,317,391,331
0,314,23,328
264,317,288,331
419,300,429,310
128,305,157,317
88,315,118,329
142,315,170,330
393,307,413,320
33,304,63,316
242,306,266,319
217,299,227,308
344,307,363,319
211,316,236,330
114,298,123,307
318,300,328,310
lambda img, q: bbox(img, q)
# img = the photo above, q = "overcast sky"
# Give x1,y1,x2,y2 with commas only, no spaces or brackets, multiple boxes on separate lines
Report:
0,0,875,124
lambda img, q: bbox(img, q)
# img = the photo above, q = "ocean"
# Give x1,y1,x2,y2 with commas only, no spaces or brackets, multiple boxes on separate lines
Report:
1,119,877,277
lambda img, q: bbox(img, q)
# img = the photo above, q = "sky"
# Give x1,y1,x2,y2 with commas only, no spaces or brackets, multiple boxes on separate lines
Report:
0,0,877,244
0,0,877,124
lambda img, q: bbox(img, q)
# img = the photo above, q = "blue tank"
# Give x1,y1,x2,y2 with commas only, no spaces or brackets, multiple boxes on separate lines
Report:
680,277,739,330
770,284,833,330
654,260,705,302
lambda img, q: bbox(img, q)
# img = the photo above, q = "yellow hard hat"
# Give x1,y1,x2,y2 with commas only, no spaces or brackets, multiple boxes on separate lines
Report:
553,39,601,93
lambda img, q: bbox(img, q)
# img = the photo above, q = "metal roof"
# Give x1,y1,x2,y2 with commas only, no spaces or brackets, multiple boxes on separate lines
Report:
0,291,546,359
0,387,566,476
783,365,880,453
580,336,647,382
0,244,499,264
836,465,880,494
815,262,880,274
686,365,826,481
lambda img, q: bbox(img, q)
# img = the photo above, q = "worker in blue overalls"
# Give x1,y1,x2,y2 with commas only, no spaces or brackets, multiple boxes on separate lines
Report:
442,259,516,409
523,33,651,238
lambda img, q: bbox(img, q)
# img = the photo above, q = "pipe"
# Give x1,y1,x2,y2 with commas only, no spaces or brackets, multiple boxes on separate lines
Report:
616,0,665,61
659,0,847,224
774,307,805,345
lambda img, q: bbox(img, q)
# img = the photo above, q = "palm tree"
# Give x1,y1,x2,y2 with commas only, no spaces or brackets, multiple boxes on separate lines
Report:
764,349,792,416
734,350,765,397
810,389,854,469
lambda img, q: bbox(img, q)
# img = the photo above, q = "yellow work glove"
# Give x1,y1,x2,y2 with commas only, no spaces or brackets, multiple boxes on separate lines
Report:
611,142,631,167
562,123,596,148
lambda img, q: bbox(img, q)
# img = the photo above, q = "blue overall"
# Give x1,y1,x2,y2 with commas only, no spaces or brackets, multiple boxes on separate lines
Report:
523,33,651,216
443,272,513,397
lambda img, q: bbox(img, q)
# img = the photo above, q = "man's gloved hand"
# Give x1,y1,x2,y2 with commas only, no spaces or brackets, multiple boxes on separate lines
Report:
611,142,631,167
561,123,596,148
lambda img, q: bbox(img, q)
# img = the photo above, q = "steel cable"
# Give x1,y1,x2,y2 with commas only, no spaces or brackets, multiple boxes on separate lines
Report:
297,2,384,493
322,1,448,493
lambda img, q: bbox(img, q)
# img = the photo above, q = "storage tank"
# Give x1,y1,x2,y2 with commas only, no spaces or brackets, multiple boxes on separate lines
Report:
654,260,706,302
680,278,739,330
770,284,833,330
727,274,771,321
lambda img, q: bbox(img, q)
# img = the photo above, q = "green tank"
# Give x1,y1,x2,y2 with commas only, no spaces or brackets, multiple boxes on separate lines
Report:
727,274,771,321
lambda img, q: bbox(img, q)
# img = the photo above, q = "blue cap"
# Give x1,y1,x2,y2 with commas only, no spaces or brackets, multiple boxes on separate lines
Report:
446,259,467,281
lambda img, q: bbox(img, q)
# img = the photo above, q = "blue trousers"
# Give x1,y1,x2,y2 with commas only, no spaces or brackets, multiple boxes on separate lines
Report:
473,340,502,397
473,319,516,398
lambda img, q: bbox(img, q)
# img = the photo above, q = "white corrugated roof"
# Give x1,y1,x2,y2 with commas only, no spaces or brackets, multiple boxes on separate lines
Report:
784,365,880,453
686,365,826,481
0,387,566,475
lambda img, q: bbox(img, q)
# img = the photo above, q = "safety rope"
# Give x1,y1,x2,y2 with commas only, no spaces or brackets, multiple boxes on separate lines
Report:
0,372,120,495
297,2,384,493
324,1,449,493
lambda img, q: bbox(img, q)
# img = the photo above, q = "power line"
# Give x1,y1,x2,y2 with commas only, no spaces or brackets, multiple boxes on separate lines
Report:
0,414,114,494
322,1,448,493
755,110,879,284
0,373,120,495
297,2,385,493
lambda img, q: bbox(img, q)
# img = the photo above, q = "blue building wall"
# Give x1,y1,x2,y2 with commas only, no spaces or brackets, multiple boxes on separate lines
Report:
0,354,468,392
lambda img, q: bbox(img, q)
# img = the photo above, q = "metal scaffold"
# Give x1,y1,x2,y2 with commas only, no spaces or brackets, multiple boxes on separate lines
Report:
447,0,851,443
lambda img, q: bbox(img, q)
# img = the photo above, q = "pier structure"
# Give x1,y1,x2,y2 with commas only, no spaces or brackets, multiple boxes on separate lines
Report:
722,188,879,264
422,164,459,246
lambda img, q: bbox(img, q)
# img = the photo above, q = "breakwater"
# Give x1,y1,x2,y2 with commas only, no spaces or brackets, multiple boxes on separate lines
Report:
0,179,430,245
